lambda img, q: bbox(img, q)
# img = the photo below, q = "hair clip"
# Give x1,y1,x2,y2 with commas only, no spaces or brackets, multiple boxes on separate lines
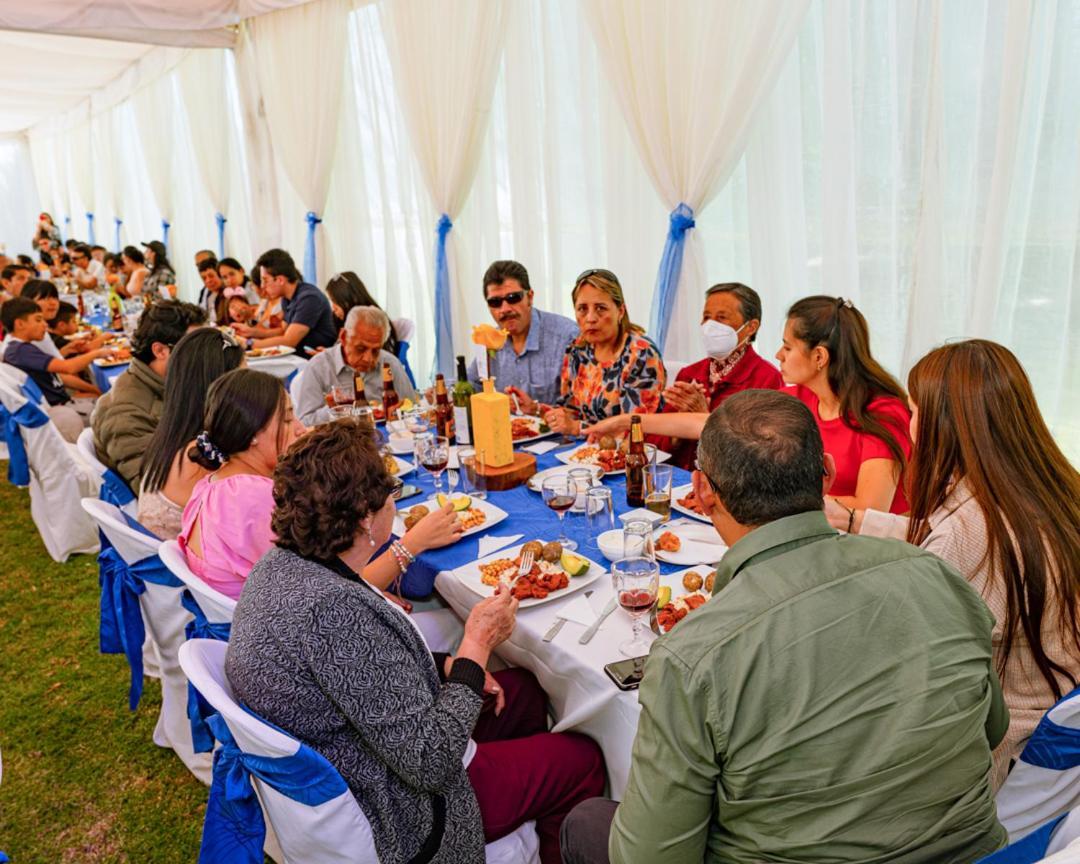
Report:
196,430,227,464
837,297,853,309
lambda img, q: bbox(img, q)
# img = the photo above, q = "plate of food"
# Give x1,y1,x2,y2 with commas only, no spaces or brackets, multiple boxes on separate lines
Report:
382,452,414,478
651,520,727,566
652,567,718,634
510,415,554,445
455,540,603,607
556,440,671,476
671,483,711,523
94,347,133,367
392,494,505,540
526,463,604,493
246,345,295,359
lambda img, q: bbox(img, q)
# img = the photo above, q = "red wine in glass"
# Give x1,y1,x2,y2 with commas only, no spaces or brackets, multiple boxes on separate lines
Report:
421,455,449,473
545,494,576,513
619,588,656,617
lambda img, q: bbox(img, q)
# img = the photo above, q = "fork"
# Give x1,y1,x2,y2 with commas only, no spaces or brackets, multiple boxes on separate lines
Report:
506,549,535,591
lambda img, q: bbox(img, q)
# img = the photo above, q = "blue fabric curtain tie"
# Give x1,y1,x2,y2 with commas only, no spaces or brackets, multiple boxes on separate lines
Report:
303,212,322,286
114,216,123,252
0,381,49,486
162,219,171,249
98,542,182,711
432,213,454,380
215,212,227,259
198,712,347,864
86,211,96,245
100,469,135,509
648,202,696,353
182,590,231,753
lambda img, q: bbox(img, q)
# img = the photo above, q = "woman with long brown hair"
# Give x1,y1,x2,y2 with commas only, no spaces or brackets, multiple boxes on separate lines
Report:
828,339,1080,787
777,295,911,513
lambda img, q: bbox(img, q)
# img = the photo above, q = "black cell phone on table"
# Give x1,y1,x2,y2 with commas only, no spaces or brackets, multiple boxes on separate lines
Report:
604,655,648,691
392,482,421,502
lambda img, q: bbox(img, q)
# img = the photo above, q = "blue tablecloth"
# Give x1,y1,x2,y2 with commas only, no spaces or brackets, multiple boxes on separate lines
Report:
93,361,129,394
402,442,692,598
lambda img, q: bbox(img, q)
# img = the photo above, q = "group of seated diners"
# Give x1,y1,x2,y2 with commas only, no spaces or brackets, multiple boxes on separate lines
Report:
4,244,1079,863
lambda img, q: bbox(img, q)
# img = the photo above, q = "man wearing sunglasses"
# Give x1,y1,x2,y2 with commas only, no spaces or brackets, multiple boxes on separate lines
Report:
467,260,578,407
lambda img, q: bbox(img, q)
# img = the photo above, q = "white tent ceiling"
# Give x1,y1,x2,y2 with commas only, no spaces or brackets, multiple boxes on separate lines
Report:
0,0,314,133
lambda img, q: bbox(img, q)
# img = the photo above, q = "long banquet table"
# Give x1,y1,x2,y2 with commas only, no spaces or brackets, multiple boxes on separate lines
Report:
398,439,703,797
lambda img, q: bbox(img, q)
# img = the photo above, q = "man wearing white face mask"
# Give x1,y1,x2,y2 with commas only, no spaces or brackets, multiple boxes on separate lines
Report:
658,283,782,468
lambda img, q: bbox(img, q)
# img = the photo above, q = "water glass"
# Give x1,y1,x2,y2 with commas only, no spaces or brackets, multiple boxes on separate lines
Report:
567,468,595,513
645,464,674,523
643,443,659,466
623,519,656,561
611,556,660,656
585,487,615,549
458,447,488,499
329,380,356,408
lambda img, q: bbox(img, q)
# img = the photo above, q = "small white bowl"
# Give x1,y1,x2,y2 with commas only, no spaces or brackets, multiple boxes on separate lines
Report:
596,529,625,562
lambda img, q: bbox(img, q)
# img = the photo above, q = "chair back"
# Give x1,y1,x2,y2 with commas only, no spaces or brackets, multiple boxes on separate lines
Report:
998,687,1080,842
288,366,305,411
80,497,158,562
977,809,1080,863
77,429,137,515
179,639,378,863
159,540,236,624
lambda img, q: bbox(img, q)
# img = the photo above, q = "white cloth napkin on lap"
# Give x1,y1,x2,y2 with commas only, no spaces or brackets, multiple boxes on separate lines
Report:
523,440,561,455
476,534,524,558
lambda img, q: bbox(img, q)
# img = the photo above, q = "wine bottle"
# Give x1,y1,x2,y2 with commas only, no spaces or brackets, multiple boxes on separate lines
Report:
625,415,647,507
452,355,475,445
435,373,455,442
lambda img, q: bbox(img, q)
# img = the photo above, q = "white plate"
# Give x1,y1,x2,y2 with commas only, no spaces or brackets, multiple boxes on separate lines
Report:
93,356,131,368
510,414,555,446
392,494,504,539
526,463,604,493
555,443,671,476
386,455,414,478
246,345,295,359
670,482,711,523
653,567,716,634
652,520,727,565
452,542,604,608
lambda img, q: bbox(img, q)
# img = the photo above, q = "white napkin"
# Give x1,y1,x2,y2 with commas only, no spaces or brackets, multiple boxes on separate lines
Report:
477,534,523,558
523,440,561,455
556,593,602,626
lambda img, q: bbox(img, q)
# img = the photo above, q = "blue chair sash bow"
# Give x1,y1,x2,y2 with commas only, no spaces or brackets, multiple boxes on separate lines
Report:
1,379,50,487
98,540,182,710
198,712,347,864
977,814,1067,863
100,469,135,509
182,590,232,753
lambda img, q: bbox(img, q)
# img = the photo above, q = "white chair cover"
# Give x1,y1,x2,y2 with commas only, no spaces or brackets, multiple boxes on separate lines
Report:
998,687,1080,842
159,539,237,624
0,372,99,561
288,366,306,414
80,498,211,784
76,427,138,517
392,317,416,343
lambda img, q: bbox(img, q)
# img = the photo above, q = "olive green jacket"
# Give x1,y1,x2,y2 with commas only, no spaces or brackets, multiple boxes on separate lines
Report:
91,359,164,496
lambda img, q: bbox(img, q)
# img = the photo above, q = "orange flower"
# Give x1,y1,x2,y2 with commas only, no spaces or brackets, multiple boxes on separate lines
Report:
472,324,508,352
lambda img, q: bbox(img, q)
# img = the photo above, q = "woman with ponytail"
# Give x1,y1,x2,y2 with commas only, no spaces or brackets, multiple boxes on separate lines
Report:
777,296,911,514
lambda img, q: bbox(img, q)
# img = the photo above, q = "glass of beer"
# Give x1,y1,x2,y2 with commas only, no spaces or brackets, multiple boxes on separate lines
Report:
645,464,673,522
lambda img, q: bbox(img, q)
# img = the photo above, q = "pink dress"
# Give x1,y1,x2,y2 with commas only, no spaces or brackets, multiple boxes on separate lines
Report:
178,473,276,600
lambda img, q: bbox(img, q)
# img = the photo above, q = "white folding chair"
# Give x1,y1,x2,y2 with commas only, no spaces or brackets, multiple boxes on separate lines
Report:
0,373,99,561
159,539,236,623
76,427,137,516
80,498,211,784
980,809,1080,863
288,366,305,413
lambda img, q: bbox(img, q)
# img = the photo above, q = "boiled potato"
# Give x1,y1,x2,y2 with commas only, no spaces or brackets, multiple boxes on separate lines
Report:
541,541,563,563
683,570,704,592
598,434,617,452
520,540,544,560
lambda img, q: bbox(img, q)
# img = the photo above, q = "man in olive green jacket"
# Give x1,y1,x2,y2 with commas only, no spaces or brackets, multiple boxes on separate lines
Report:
91,300,204,495
562,389,1007,864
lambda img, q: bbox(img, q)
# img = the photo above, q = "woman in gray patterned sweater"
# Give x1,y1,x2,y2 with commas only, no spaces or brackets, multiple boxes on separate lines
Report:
226,419,605,863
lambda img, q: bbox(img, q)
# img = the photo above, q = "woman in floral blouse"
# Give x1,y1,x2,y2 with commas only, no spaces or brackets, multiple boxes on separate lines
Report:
515,269,665,435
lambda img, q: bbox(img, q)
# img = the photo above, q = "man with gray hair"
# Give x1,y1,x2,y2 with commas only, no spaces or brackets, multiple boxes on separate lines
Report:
294,305,417,426
562,389,1008,864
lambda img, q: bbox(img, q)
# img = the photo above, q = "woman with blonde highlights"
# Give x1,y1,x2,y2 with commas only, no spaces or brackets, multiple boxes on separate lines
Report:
828,339,1080,787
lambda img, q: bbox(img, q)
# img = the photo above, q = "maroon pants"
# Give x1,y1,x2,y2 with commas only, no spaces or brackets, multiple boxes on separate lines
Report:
467,668,606,864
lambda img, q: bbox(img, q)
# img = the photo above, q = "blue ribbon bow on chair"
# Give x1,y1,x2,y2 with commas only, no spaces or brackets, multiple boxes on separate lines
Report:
198,712,347,864
182,591,232,753
100,469,135,509
98,541,182,711
0,380,50,487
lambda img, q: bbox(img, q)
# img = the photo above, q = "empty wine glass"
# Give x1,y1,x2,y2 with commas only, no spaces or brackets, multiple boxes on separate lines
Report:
417,434,450,494
611,556,659,656
541,475,578,551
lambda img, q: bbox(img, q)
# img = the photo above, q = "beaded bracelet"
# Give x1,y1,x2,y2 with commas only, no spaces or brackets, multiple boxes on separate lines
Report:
389,540,415,574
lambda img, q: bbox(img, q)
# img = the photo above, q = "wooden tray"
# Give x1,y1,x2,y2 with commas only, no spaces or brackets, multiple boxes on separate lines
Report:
477,452,537,491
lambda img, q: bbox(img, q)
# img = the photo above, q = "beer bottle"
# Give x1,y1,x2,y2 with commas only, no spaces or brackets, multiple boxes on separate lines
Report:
625,415,647,508
381,363,400,421
452,355,475,445
435,373,455,442
352,370,366,406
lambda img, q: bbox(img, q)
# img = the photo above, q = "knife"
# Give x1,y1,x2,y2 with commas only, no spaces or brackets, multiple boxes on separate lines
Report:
543,590,593,642
579,597,618,644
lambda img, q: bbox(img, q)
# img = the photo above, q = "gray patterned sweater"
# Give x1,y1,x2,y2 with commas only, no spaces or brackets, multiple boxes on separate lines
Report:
225,547,487,863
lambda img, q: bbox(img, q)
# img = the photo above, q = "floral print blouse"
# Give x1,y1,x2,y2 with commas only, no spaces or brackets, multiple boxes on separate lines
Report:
557,332,666,425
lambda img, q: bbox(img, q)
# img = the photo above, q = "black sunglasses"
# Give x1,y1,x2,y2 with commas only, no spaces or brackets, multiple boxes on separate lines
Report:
485,291,527,309
575,268,620,287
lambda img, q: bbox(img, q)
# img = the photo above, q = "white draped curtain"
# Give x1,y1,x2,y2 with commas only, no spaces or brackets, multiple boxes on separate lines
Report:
90,106,127,250
132,74,178,246
64,119,94,242
378,0,508,378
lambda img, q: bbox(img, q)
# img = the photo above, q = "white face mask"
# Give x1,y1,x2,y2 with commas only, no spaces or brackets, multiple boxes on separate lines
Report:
701,319,747,360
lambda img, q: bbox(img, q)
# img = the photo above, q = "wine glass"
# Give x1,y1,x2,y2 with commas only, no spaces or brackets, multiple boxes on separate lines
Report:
417,434,450,494
541,476,578,552
612,556,659,656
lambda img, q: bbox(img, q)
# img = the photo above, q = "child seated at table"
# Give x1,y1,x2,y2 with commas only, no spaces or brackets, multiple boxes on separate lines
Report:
49,302,107,356
226,293,257,328
1,297,114,442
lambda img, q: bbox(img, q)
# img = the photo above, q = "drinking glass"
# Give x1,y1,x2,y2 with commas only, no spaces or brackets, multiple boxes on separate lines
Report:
585,487,615,549
417,434,450,494
402,408,431,459
623,519,656,561
329,380,356,409
645,464,674,523
458,447,487,500
643,443,659,466
541,476,578,551
568,467,595,513
612,556,660,656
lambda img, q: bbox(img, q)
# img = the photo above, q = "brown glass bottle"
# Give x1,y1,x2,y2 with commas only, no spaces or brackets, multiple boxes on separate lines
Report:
434,373,455,442
625,415,647,507
381,363,400,421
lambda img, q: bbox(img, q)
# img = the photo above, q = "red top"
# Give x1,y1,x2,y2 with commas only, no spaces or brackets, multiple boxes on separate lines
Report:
654,346,784,469
792,385,912,514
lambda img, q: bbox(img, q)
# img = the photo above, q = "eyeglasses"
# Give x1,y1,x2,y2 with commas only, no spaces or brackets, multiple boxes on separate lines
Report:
575,268,620,287
693,458,720,492
485,291,526,309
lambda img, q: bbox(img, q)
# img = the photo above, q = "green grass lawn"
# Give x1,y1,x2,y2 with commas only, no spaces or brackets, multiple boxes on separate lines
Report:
0,475,206,863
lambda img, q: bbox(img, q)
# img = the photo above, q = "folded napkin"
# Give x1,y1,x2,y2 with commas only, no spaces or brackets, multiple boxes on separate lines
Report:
556,592,603,627
522,440,561,455
477,534,524,558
